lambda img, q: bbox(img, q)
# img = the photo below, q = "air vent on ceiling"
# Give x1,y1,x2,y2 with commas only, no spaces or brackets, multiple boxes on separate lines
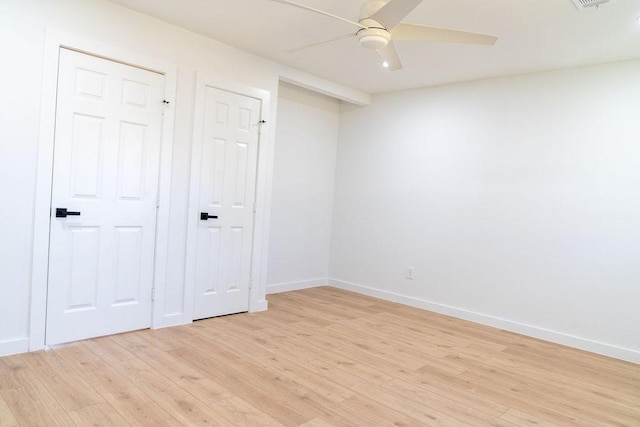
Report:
571,0,612,10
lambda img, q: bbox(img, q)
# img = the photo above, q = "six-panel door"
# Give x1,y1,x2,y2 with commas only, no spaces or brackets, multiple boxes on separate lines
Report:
46,48,165,345
193,87,261,320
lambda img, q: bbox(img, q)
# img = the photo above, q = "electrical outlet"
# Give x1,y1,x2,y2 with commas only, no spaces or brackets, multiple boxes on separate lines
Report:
406,267,414,280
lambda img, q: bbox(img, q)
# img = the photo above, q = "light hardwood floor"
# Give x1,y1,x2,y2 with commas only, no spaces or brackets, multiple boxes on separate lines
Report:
1,286,639,426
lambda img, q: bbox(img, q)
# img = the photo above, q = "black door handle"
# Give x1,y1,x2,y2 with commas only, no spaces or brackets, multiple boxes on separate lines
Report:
56,208,81,218
200,212,218,220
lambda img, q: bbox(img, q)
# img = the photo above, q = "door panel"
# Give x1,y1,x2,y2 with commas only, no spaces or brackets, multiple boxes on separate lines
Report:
46,48,164,345
66,226,100,311
193,87,261,320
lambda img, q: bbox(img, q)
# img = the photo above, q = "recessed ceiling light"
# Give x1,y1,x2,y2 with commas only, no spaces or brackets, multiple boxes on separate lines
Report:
382,61,389,68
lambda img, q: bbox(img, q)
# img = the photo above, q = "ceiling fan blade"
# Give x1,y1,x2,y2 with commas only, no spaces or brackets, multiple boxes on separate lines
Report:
392,23,498,45
269,0,365,29
377,41,403,71
287,33,355,53
371,0,423,30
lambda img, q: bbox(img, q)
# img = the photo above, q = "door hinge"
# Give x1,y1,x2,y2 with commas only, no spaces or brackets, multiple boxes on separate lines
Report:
252,203,256,213
161,100,170,116
151,288,156,301
257,119,266,135
248,278,253,290
156,194,160,209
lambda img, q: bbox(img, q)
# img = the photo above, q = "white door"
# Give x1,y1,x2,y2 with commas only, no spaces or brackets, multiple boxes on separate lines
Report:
192,86,262,320
46,48,165,345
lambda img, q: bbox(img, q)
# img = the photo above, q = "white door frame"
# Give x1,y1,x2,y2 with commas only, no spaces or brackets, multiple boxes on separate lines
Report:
184,72,271,322
30,29,177,351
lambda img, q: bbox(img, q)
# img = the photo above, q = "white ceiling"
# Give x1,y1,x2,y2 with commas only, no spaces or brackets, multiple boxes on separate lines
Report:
110,0,640,94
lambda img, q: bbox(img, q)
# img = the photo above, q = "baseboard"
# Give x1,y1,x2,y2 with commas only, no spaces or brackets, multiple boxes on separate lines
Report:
251,299,269,312
266,278,327,294
329,278,640,365
0,337,30,357
155,313,191,329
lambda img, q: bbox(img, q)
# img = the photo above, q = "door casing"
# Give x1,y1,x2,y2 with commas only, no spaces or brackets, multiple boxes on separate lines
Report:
30,29,177,351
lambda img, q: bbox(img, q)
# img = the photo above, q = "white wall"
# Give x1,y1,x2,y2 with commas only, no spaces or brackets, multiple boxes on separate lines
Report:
0,0,363,356
267,83,340,293
0,14,44,355
331,60,640,363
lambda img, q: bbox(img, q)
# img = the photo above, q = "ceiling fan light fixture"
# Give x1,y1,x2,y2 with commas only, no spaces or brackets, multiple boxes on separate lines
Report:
359,35,389,49
357,27,391,49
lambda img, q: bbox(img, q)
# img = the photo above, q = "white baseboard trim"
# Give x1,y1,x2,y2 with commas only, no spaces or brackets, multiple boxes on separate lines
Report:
0,337,30,357
329,278,640,365
251,299,269,312
266,278,327,294
154,313,191,329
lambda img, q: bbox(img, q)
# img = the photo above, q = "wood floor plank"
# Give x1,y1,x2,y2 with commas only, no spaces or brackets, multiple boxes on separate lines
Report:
1,286,638,426
270,293,365,323
460,361,639,425
331,315,453,358
451,368,590,425
214,335,355,403
139,327,191,351
338,395,425,426
320,323,434,370
486,353,640,411
502,343,640,393
391,371,511,417
169,344,311,425
67,402,130,426
380,378,513,426
298,418,335,427
19,349,104,411
0,393,17,426
499,408,559,427
505,336,640,380
0,355,74,426
265,299,334,327
0,387,74,426
299,287,383,309
231,325,395,386
349,380,476,426
210,396,284,426
82,334,138,365
276,291,383,319
392,305,519,345
0,357,23,391
180,336,380,427
53,343,176,425
108,356,232,426
104,329,154,354
371,311,476,348
284,336,396,384
302,357,386,390
110,334,233,405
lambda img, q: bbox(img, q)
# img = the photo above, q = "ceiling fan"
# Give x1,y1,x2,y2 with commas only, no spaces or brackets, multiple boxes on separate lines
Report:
269,0,498,70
